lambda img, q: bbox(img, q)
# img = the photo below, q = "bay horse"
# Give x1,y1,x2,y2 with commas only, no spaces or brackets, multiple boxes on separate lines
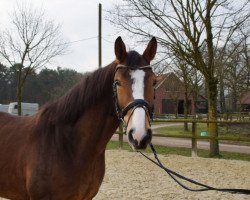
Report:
0,36,157,200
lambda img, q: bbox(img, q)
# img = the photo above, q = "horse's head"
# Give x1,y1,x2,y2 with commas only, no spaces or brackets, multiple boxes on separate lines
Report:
113,36,157,150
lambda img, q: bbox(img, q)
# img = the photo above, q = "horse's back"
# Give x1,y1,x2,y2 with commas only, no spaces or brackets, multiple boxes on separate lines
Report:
0,112,35,138
0,111,14,127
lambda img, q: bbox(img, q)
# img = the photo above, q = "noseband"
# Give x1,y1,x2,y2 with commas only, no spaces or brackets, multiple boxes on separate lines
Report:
113,64,154,130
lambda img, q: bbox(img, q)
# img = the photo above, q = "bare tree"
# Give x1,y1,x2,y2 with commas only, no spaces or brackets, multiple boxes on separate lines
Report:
0,4,67,115
224,43,250,111
241,28,250,91
173,60,192,131
108,0,250,156
215,26,250,113
215,27,250,112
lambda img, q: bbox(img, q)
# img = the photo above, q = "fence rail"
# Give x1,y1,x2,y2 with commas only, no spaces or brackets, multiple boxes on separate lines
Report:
115,119,250,157
154,112,250,121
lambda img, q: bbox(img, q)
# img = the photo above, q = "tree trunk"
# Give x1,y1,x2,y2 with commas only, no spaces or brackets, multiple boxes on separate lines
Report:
219,75,226,113
184,91,188,131
17,86,22,116
192,91,198,117
16,64,23,116
231,88,238,112
207,78,219,157
174,99,178,118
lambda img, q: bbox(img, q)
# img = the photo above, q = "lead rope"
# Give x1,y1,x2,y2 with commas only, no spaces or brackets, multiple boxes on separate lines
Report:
138,143,250,195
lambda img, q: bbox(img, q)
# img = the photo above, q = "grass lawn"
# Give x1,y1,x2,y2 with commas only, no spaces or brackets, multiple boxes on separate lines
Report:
153,123,250,145
106,141,250,161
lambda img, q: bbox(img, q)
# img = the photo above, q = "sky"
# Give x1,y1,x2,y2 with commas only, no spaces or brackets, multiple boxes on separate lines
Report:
0,0,136,73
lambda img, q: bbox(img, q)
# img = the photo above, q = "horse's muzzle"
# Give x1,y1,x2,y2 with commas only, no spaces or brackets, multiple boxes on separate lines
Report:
128,128,152,149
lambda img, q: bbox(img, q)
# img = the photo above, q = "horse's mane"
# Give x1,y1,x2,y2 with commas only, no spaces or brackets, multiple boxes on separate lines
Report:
38,61,117,125
37,51,144,126
33,61,118,162
32,52,143,163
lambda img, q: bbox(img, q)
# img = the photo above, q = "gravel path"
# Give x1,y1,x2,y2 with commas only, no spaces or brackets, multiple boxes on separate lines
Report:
151,123,183,129
94,150,250,200
111,122,250,154
111,134,250,154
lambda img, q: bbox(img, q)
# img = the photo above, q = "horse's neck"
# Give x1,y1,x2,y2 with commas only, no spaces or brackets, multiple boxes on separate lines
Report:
73,97,120,162
36,63,120,163
72,63,120,152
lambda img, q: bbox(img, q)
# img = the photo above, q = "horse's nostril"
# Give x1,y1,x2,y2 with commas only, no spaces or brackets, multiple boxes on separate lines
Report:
147,129,152,141
128,128,134,138
128,128,136,145
128,128,152,149
139,129,152,149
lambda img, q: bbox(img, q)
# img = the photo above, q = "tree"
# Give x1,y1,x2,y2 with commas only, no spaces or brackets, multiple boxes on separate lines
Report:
108,0,250,156
215,27,250,113
0,63,10,103
35,68,82,105
0,4,67,115
240,29,250,91
52,68,82,98
172,59,203,131
224,44,250,111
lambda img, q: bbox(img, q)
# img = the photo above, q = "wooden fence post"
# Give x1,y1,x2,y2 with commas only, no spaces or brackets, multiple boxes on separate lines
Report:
118,124,123,149
191,122,197,157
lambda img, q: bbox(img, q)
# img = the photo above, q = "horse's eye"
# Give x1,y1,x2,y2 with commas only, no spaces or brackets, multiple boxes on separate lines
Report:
114,80,121,86
153,80,157,87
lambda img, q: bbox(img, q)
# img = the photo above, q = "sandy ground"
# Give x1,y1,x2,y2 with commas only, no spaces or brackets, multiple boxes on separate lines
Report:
0,150,249,200
94,150,250,200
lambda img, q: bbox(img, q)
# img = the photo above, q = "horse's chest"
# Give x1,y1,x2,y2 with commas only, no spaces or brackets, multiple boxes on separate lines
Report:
77,156,106,199
27,154,106,200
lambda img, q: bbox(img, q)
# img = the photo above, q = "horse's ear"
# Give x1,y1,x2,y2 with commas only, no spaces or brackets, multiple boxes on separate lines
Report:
143,37,157,63
115,36,127,62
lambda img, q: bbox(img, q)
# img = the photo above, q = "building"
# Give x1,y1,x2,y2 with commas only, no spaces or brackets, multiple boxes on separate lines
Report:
241,91,250,112
154,73,207,115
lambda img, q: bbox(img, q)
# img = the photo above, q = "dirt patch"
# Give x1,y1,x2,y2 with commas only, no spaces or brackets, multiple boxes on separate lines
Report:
94,150,250,200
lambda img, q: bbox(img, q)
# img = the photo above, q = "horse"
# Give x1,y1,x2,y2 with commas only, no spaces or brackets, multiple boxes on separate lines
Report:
0,36,157,200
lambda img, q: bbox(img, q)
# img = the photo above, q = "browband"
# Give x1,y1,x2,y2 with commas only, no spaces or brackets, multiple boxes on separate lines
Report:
115,64,152,73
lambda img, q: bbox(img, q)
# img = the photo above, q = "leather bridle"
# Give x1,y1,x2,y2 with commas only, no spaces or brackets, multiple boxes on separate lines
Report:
113,64,154,131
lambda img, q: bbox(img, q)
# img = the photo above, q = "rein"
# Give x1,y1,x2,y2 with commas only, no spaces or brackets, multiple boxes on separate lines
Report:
138,144,250,195
112,64,250,195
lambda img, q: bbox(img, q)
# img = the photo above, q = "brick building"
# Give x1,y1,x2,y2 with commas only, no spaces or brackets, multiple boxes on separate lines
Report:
154,72,207,115
241,91,250,112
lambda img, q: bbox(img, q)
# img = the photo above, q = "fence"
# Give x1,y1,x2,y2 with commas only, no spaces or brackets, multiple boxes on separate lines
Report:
115,119,250,157
154,112,250,121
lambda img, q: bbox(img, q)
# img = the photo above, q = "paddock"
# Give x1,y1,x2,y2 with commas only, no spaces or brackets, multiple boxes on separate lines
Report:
94,150,250,200
0,150,249,200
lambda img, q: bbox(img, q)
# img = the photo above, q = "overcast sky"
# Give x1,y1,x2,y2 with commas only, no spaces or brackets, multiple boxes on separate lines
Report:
0,0,135,73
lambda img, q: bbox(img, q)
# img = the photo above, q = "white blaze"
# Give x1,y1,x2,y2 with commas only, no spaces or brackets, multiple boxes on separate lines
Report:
130,70,146,142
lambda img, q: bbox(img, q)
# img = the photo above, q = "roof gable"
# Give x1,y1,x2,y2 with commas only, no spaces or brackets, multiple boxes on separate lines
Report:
156,72,185,92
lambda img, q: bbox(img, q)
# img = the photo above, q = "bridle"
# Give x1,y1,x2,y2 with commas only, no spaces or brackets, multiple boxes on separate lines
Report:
113,64,154,131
